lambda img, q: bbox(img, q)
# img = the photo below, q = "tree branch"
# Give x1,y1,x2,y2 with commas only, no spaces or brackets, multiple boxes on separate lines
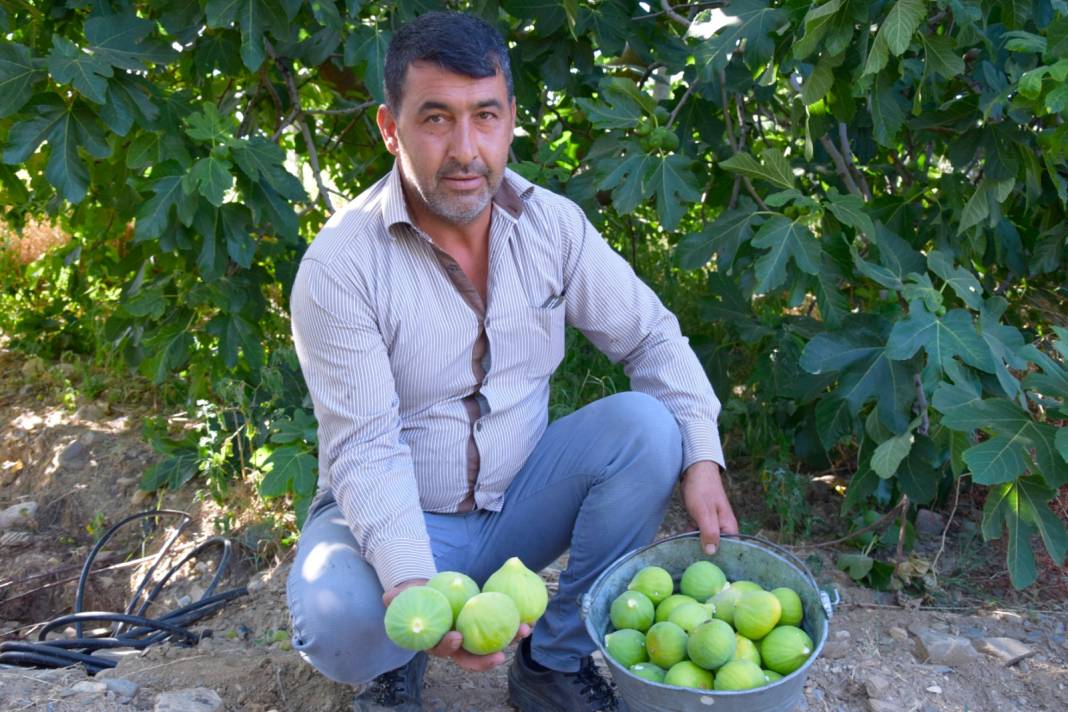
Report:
895,494,910,563
271,107,299,142
887,150,914,187
268,42,334,214
734,95,748,151
914,372,930,435
237,81,264,138
838,122,871,200
719,71,768,210
304,100,377,116
660,0,692,28
728,175,742,210
819,134,864,198
792,495,909,549
666,81,697,129
932,474,961,574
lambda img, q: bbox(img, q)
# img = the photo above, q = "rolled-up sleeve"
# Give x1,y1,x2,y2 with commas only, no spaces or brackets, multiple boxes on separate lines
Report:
290,258,436,590
560,203,726,471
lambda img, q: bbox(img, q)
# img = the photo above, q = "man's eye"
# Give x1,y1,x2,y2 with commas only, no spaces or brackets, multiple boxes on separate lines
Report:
478,112,496,120
426,115,445,124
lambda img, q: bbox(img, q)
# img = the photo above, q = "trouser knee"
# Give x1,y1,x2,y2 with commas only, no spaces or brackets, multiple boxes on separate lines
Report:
599,391,684,487
287,572,411,685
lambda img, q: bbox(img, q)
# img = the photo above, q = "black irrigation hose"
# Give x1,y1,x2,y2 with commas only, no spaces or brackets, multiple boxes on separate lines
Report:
0,509,249,674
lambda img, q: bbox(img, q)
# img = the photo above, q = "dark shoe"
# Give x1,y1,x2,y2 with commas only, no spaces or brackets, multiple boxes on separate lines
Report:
508,637,625,712
352,652,428,711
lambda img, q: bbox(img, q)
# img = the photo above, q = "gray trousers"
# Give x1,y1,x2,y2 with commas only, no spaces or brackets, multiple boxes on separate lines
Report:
286,391,683,685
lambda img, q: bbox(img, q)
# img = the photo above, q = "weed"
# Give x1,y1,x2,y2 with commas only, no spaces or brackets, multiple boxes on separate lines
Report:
86,511,108,541
759,465,811,544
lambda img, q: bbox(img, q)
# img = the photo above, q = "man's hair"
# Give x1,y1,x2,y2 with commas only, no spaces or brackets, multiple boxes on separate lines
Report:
383,11,514,113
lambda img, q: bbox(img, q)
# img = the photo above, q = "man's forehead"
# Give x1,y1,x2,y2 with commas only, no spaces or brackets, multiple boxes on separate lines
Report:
403,61,508,105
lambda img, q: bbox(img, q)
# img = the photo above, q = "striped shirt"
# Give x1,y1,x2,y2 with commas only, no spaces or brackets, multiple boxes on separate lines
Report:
290,163,725,590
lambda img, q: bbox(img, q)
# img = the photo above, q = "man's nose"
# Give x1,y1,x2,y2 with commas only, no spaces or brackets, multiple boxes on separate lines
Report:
449,117,477,166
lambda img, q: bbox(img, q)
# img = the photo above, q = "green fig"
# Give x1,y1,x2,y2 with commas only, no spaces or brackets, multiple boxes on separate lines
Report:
426,571,480,620
384,586,453,651
483,557,548,625
455,592,521,655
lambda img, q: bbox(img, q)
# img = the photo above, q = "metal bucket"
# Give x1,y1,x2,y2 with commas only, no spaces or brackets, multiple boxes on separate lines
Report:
581,532,837,712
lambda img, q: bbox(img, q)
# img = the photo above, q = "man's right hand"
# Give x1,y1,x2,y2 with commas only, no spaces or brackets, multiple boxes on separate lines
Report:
382,579,532,672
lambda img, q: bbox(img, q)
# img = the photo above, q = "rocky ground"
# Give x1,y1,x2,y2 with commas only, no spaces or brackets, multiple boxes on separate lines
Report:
1,346,1066,712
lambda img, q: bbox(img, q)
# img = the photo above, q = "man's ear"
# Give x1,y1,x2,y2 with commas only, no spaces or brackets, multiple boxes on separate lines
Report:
377,104,399,156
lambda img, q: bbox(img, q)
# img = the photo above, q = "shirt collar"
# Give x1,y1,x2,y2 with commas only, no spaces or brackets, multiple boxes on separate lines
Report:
382,161,536,239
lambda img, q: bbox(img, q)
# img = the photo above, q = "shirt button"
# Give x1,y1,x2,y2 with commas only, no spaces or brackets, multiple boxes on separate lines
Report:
476,421,483,432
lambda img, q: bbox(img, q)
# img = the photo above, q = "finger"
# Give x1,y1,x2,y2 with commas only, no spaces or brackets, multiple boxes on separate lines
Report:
512,623,532,643
694,502,721,555
452,649,506,672
718,499,740,535
428,630,462,658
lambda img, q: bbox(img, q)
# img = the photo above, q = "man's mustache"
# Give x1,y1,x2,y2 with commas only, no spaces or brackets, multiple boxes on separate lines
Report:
438,161,490,179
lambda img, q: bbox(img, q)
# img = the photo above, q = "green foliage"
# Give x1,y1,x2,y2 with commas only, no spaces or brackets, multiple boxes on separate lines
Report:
758,465,812,543
2,0,1067,586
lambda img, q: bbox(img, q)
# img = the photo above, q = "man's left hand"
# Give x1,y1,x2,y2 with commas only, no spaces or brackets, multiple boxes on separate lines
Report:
681,460,739,555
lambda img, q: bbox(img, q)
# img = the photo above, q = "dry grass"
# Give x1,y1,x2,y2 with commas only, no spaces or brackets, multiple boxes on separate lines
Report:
0,218,70,265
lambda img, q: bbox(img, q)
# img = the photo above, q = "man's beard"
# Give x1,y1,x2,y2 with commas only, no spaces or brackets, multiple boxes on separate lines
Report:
405,157,502,225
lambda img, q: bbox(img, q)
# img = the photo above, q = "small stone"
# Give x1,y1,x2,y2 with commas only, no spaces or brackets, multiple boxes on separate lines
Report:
821,640,849,659
71,680,107,694
0,500,37,529
75,403,104,421
915,509,945,536
888,626,909,642
105,678,140,699
58,440,87,466
926,685,942,694
863,673,892,699
915,631,979,666
246,574,268,594
833,629,851,641
0,459,23,486
177,595,192,608
188,584,205,601
116,477,136,487
976,637,1035,666
869,700,897,712
21,357,47,379
908,622,937,638
131,489,150,505
154,687,223,712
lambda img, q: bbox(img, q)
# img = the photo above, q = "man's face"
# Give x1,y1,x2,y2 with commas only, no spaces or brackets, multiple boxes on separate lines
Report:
377,61,516,226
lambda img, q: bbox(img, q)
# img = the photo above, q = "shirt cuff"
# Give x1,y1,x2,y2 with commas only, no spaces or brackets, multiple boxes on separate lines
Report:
679,420,726,472
366,538,438,591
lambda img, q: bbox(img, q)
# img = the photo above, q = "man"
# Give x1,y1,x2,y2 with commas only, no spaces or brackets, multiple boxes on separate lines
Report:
287,10,737,712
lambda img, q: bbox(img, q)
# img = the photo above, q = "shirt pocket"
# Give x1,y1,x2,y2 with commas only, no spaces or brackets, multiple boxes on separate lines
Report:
526,303,566,378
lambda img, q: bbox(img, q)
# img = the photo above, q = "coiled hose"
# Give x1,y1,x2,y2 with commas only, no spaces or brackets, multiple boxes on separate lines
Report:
0,509,248,674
